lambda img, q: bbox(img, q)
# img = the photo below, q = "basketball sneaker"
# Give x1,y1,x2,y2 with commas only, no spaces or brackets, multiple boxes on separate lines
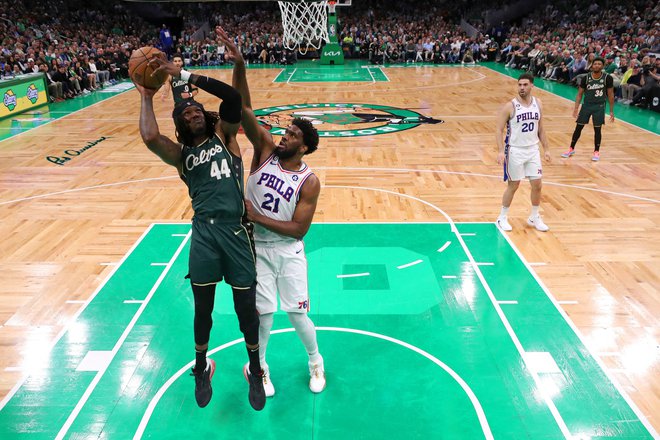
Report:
191,358,215,408
242,363,266,410
561,149,575,158
527,216,549,232
592,151,600,161
496,216,512,231
244,362,275,397
308,357,326,393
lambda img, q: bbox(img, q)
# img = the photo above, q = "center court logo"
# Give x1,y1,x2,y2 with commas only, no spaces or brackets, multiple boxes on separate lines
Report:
253,103,444,137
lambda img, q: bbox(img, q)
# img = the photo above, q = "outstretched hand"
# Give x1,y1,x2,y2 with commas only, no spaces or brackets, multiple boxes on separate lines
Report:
216,26,242,62
148,56,182,78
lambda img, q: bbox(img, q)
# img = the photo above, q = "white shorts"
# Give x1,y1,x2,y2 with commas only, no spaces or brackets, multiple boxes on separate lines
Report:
255,240,309,314
504,144,542,181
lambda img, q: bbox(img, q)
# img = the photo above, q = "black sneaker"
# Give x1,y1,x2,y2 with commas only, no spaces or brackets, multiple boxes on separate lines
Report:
191,358,215,408
242,364,266,411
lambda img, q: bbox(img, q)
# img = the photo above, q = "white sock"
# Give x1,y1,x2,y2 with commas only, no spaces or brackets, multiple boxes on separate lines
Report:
499,206,510,217
531,205,540,218
258,313,274,367
287,312,320,363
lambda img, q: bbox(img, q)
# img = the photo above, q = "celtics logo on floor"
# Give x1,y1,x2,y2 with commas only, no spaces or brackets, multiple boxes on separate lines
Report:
253,103,444,137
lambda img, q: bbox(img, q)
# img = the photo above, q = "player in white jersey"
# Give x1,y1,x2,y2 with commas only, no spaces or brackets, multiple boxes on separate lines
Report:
496,73,552,232
218,27,326,397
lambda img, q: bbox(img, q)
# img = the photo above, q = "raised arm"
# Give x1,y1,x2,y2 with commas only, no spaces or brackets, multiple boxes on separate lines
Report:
137,83,182,172
245,174,321,240
495,101,513,165
216,27,275,169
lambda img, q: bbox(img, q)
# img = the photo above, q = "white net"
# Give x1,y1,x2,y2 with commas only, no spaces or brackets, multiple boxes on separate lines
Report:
278,0,329,55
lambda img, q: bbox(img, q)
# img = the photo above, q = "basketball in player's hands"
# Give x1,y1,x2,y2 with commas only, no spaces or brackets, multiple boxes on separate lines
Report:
129,47,168,90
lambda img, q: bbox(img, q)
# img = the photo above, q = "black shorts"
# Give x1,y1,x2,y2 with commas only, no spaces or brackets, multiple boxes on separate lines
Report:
188,217,256,288
576,104,605,126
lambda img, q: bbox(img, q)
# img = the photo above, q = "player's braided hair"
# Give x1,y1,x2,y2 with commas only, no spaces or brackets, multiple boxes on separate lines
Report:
291,118,319,155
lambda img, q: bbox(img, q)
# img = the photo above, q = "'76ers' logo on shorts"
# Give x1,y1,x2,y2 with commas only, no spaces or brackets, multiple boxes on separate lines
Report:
298,300,309,310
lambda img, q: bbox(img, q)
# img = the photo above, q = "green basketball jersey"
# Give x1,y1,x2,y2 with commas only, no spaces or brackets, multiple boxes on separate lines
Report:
170,76,193,104
181,134,245,219
580,73,612,106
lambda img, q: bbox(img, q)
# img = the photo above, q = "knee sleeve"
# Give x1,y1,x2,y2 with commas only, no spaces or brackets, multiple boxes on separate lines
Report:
287,312,319,357
233,283,259,345
192,283,216,346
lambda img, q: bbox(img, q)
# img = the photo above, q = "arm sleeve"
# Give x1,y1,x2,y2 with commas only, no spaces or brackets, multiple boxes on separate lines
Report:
189,74,242,123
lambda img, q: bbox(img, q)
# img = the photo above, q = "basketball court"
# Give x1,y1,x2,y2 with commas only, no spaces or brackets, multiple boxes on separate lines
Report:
0,1,659,439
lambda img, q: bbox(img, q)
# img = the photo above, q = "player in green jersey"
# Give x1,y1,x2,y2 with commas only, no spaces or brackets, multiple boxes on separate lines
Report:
562,57,615,162
136,57,266,411
160,53,198,104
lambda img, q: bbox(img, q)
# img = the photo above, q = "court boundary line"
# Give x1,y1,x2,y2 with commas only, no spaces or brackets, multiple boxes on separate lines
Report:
0,224,156,411
499,232,660,438
483,66,658,136
133,327,494,440
326,185,573,437
1,166,657,207
54,230,192,440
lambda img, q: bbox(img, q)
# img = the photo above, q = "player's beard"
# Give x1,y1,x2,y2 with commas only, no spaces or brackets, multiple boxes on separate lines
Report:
275,145,298,160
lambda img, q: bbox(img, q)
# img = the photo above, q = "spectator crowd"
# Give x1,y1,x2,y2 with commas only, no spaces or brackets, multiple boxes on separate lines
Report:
0,0,657,109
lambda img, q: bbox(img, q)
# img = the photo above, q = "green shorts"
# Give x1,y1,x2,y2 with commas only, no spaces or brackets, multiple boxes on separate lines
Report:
188,217,256,288
576,104,606,126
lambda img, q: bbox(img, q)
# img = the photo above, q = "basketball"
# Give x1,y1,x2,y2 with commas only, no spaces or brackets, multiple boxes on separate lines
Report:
128,47,168,89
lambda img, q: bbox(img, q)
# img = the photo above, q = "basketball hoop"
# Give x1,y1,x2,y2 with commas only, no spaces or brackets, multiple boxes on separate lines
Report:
278,0,330,55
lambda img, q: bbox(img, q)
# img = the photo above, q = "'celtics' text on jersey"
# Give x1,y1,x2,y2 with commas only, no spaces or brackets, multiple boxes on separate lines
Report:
580,73,613,106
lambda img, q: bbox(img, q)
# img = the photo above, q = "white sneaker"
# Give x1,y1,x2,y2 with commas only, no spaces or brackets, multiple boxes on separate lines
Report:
527,216,549,232
308,357,326,393
496,216,512,231
245,362,274,397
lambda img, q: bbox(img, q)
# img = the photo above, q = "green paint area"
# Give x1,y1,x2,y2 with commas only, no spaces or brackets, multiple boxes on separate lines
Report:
483,62,660,135
0,223,654,439
274,61,388,83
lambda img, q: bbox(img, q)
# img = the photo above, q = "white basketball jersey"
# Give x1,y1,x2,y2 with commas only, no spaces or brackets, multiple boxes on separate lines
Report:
246,154,314,243
507,97,541,148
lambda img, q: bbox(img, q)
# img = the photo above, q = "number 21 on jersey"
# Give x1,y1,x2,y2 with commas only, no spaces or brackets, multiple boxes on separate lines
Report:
210,159,231,180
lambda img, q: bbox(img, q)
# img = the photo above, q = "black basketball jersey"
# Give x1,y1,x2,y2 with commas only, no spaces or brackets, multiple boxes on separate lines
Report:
170,76,194,105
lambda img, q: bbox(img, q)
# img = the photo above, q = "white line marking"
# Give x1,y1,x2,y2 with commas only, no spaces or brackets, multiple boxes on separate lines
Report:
397,259,423,269
475,262,494,266
76,351,113,372
497,300,518,305
442,275,457,279
133,327,494,440
524,352,561,374
150,263,168,266
123,300,145,304
460,233,477,236
0,224,157,412
286,68,298,85
529,262,547,266
557,301,579,305
65,300,86,304
499,231,659,438
325,185,574,438
336,272,370,278
3,166,658,207
378,66,390,82
54,230,192,440
99,262,117,266
437,241,451,252
171,234,188,237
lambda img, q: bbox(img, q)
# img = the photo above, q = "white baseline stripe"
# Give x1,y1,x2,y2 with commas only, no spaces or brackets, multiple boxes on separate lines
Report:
171,234,188,237
497,300,519,305
475,262,494,266
397,259,423,269
442,275,457,279
54,231,192,440
150,263,168,266
133,327,493,440
325,185,574,438
460,233,477,236
337,272,370,278
123,300,145,304
0,224,157,411
499,231,659,438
